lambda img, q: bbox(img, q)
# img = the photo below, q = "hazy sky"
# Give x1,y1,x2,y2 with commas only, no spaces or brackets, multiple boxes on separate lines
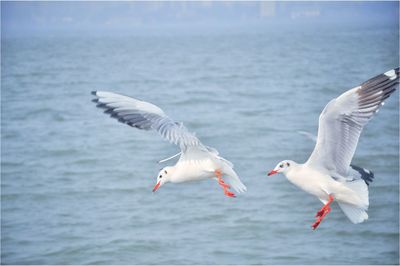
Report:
2,1,399,37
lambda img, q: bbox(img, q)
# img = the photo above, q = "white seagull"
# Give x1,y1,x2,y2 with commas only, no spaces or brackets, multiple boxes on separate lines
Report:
268,67,399,229
92,91,246,197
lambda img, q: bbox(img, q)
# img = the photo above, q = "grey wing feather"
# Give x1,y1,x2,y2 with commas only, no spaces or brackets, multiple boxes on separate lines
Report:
306,68,399,176
92,91,202,150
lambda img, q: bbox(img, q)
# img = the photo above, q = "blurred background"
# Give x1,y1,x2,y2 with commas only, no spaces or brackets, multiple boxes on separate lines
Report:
1,1,399,264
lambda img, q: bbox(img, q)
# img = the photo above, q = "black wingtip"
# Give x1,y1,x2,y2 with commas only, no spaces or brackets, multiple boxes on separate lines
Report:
91,91,97,96
96,103,107,109
92,98,99,103
350,164,374,186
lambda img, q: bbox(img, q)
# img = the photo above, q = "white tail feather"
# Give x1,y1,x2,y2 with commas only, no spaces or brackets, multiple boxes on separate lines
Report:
222,165,247,193
344,179,369,207
338,179,369,224
338,202,368,224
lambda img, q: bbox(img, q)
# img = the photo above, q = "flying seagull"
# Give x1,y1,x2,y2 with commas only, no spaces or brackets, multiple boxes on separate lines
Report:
268,67,399,229
92,91,246,197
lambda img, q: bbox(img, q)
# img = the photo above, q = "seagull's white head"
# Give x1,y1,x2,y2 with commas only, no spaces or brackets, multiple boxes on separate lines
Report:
267,160,294,176
152,166,173,192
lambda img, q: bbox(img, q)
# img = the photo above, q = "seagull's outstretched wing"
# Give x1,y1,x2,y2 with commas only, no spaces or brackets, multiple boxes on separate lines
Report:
92,91,202,150
306,68,399,177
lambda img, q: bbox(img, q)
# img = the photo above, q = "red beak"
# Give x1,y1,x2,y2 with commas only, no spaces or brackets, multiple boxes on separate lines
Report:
152,181,161,192
267,170,278,176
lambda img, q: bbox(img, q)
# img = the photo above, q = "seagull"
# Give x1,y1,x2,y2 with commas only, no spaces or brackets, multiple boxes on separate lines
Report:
91,91,246,197
268,67,399,229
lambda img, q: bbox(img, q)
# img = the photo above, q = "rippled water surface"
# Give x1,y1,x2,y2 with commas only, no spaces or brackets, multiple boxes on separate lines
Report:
2,25,399,264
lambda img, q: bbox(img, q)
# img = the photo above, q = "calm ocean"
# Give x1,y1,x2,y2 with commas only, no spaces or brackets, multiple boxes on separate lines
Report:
1,24,399,264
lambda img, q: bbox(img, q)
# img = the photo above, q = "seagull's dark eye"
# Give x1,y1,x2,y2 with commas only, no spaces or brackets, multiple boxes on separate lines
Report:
287,162,290,167
164,170,167,174
279,164,284,168
159,175,162,178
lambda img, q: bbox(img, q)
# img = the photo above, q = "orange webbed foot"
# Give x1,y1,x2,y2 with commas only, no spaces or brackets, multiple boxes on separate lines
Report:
224,189,236,198
312,195,334,230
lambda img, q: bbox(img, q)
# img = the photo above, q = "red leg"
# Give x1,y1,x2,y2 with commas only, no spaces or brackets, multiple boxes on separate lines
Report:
312,195,334,230
215,170,236,198
217,177,230,189
315,194,334,218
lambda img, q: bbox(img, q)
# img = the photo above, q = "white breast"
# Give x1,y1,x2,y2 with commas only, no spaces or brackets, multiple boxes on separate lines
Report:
285,165,335,202
171,159,218,183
